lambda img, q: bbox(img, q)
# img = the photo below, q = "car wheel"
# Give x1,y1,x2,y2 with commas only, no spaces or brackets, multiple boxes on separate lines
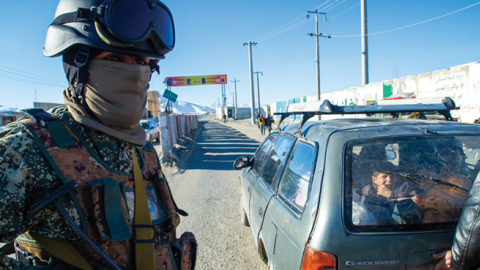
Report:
241,209,250,227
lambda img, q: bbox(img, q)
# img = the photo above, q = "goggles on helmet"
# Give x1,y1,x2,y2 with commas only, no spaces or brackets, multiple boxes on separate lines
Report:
99,0,174,49
53,0,175,54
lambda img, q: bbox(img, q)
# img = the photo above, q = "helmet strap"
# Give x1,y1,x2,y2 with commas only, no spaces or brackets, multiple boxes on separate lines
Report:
73,46,91,104
149,60,160,74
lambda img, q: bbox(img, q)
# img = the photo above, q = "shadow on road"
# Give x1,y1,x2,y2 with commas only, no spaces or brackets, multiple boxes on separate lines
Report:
187,121,260,170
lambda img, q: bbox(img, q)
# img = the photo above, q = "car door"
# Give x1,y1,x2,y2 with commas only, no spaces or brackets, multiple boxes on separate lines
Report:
241,135,278,219
151,121,159,139
249,135,295,243
264,141,318,270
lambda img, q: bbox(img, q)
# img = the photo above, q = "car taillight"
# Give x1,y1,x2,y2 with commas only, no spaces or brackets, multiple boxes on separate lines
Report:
301,247,337,270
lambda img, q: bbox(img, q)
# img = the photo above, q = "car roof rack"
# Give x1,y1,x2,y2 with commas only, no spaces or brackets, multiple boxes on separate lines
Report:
273,97,456,138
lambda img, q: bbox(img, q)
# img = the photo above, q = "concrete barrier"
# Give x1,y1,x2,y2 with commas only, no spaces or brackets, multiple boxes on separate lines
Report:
159,114,199,161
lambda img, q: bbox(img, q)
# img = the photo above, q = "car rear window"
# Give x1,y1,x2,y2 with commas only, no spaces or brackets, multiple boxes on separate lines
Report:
344,135,480,233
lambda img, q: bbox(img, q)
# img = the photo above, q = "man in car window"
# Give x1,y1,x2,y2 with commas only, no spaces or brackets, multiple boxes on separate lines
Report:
362,162,423,225
435,140,471,187
414,161,469,224
413,140,471,224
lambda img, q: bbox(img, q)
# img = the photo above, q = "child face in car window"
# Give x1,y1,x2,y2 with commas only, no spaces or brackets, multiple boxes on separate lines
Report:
372,172,398,198
372,172,397,189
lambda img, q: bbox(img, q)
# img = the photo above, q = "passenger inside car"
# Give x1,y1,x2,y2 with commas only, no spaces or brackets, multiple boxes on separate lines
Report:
412,140,471,223
352,144,388,192
361,162,423,225
351,186,377,226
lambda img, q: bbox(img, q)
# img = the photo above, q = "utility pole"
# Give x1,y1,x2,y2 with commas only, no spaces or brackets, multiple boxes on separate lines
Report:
231,79,240,119
253,71,263,115
221,84,226,117
308,10,330,120
361,0,369,85
244,41,257,124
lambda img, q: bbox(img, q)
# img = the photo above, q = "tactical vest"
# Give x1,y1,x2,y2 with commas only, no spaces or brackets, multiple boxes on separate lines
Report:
15,109,196,270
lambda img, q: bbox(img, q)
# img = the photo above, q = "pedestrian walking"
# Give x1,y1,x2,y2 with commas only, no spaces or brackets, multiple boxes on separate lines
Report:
259,114,266,135
0,0,196,269
265,114,274,134
256,112,261,129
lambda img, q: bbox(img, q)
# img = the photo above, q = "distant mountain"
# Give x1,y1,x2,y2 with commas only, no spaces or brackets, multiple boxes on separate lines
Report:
159,96,213,114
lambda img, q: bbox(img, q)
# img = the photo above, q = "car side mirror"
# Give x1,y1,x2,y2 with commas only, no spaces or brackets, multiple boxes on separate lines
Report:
233,156,252,169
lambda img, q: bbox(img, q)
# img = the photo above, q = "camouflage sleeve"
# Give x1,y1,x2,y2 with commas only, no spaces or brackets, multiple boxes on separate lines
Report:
0,124,35,243
0,123,64,243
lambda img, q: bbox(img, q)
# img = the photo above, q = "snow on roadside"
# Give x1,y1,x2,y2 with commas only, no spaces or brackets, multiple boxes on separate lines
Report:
159,96,213,115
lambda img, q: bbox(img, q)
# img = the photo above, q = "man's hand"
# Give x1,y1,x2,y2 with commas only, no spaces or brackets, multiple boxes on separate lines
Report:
411,195,422,207
433,250,452,270
377,185,393,198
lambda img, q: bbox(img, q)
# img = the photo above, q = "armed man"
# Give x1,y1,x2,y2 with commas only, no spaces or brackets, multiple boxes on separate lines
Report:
0,0,197,269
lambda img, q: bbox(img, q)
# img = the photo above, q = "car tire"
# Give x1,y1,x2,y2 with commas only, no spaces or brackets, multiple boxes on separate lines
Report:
241,209,250,227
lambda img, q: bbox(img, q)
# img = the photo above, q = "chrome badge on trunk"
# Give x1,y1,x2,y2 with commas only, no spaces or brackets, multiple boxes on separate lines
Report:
346,260,400,266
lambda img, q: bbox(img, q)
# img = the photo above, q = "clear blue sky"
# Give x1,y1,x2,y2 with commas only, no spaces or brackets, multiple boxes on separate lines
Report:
1,0,479,109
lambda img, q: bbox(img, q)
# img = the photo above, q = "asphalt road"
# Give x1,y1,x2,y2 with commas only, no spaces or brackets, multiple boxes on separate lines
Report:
164,116,268,270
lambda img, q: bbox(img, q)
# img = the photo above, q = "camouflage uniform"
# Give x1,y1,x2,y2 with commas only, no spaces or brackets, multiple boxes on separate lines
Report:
0,106,143,269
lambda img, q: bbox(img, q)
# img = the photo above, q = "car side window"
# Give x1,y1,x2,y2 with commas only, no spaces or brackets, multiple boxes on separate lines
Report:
278,142,317,212
258,136,295,190
252,135,278,175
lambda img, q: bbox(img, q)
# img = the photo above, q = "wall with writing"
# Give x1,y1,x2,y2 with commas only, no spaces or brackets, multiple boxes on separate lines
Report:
269,62,480,123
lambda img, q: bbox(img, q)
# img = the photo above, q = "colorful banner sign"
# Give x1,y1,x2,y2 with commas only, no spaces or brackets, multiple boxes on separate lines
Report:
164,74,227,87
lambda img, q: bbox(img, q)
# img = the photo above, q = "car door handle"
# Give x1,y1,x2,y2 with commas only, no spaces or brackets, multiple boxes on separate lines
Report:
258,207,263,218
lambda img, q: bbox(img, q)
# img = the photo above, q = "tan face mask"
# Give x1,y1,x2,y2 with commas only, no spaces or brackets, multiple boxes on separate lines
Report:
64,59,152,146
85,59,151,129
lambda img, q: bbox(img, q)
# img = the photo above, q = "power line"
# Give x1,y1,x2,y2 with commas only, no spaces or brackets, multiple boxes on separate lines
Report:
312,0,335,11
253,0,335,43
261,49,283,71
232,47,247,78
0,72,65,87
235,0,349,78
253,15,307,42
322,0,348,13
333,1,480,38
0,64,66,87
231,0,348,84
329,2,359,20
0,65,64,83
257,18,310,43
